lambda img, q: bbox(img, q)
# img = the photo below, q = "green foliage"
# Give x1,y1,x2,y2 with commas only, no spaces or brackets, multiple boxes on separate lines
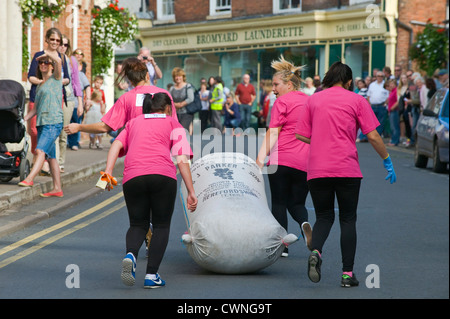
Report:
91,1,139,76
409,23,448,76
20,0,67,24
19,0,67,72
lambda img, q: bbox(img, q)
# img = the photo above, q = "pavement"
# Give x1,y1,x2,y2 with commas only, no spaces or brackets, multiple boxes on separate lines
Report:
0,134,124,238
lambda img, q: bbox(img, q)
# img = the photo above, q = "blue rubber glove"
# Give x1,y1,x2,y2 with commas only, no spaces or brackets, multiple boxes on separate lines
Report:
383,155,397,184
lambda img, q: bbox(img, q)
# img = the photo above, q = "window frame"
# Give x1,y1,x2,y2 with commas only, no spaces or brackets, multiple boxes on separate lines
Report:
273,0,302,14
349,0,375,6
209,0,232,17
156,0,175,21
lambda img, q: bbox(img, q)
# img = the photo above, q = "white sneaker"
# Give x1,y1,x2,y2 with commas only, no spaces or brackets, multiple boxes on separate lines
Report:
121,253,136,286
301,222,313,251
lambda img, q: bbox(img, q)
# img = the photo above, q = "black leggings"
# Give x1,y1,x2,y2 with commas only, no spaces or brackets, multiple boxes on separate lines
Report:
268,165,309,231
308,177,361,272
123,174,177,274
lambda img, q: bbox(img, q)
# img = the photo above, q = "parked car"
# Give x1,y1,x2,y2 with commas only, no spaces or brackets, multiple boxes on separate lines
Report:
414,87,449,173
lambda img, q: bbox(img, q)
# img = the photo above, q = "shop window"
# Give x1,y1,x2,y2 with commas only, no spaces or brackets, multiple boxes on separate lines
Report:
157,0,174,20
273,0,302,14
210,0,232,16
345,43,369,79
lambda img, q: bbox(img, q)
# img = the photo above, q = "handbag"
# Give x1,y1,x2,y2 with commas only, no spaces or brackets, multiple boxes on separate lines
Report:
185,84,202,114
397,91,405,113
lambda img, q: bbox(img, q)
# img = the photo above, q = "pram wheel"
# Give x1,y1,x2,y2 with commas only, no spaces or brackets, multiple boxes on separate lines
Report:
19,158,30,181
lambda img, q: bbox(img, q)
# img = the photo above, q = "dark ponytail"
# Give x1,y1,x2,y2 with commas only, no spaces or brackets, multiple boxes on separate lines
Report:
115,57,148,87
322,61,354,91
142,93,172,115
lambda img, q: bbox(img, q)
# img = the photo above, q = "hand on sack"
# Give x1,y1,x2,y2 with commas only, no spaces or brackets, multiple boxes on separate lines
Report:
187,192,198,212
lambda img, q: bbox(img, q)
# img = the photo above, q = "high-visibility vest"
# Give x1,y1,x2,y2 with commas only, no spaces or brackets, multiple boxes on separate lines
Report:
210,83,224,110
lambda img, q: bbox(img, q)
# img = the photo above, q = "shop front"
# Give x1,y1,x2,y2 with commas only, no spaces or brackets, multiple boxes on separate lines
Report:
139,7,396,105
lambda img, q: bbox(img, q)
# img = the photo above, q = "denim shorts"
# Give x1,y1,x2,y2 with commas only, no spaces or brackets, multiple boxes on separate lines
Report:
36,123,63,159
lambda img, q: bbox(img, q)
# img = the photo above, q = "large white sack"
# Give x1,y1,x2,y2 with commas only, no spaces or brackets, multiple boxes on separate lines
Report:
180,152,297,274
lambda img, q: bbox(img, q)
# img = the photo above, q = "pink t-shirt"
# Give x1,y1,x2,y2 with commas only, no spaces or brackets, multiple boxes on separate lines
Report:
387,87,397,112
101,85,178,131
295,86,379,180
268,90,310,172
116,113,193,184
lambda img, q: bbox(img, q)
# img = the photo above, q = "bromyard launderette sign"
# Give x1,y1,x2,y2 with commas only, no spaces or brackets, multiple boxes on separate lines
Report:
143,10,388,55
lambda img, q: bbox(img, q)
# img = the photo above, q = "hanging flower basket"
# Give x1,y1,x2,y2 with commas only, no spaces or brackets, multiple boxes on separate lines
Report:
19,0,67,72
409,21,448,76
91,0,139,76
20,0,66,25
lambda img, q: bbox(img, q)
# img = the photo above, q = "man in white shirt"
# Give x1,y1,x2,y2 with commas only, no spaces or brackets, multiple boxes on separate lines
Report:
137,47,162,86
366,71,389,136
125,47,163,92
414,76,429,110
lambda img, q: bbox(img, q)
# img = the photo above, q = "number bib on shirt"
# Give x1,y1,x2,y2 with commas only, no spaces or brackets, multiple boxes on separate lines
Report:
144,113,166,119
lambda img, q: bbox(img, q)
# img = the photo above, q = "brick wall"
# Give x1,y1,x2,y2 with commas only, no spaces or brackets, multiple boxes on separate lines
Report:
175,0,209,22
157,0,384,22
232,0,272,17
149,0,446,74
24,0,93,82
76,7,93,80
397,0,447,72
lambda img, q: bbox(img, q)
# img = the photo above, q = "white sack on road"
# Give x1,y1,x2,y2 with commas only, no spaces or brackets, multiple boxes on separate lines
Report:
180,152,297,274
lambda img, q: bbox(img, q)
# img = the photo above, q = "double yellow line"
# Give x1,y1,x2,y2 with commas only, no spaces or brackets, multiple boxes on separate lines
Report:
0,192,125,269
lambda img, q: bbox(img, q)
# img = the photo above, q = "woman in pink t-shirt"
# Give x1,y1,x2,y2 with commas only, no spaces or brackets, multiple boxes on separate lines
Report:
295,62,396,287
103,92,197,288
386,79,400,146
63,58,178,137
256,55,312,257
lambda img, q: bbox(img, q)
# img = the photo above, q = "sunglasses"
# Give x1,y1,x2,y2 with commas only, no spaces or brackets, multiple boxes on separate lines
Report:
48,38,61,43
38,60,53,65
75,51,84,56
61,43,69,47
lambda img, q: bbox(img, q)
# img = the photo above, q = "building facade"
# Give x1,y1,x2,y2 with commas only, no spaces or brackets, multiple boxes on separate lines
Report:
24,0,95,81
137,0,397,93
6,0,113,108
0,0,24,82
396,0,448,70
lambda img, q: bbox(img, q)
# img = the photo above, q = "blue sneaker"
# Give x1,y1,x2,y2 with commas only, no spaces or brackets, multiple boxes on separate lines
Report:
144,274,165,288
121,253,136,286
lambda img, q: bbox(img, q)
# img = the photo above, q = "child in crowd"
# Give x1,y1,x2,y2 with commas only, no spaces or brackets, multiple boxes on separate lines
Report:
102,92,197,288
91,75,106,108
386,79,400,146
85,90,105,149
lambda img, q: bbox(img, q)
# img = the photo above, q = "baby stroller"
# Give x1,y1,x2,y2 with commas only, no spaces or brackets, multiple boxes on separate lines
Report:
0,79,30,183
